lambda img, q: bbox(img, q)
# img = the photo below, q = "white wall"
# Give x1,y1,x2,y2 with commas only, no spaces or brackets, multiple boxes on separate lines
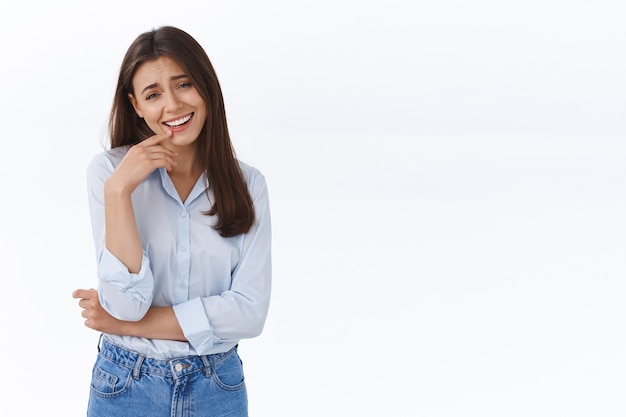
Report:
1,1,625,415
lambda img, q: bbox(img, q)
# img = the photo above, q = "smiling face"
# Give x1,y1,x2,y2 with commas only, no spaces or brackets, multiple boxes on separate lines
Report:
128,56,208,150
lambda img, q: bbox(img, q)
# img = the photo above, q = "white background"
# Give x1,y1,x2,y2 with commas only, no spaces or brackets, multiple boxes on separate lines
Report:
1,1,625,415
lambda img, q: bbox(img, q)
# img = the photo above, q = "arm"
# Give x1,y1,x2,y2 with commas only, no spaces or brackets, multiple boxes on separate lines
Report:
104,132,176,273
173,169,272,353
84,133,177,321
103,179,143,273
73,289,186,341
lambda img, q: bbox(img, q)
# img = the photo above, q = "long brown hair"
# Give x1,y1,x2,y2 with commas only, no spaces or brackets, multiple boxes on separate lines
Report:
108,26,254,237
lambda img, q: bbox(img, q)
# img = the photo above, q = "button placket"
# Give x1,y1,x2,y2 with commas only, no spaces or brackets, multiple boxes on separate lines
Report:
174,205,191,302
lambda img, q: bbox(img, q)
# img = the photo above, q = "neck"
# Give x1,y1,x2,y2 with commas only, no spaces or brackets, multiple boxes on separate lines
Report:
170,158,203,178
166,143,202,177
167,152,204,203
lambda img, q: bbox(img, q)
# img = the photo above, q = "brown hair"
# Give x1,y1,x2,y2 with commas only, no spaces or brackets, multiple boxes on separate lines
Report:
108,26,254,237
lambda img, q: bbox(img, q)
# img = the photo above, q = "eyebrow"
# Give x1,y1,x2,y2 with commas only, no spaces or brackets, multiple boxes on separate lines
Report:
140,74,189,94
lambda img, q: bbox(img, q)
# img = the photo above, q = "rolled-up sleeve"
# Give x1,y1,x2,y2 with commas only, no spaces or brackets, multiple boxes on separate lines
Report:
97,247,154,321
172,297,217,353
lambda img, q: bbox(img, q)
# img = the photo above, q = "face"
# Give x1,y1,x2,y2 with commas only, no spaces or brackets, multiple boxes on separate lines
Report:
129,56,208,150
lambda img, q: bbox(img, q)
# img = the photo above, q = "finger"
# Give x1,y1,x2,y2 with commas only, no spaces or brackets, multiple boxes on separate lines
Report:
73,289,91,299
140,130,173,147
145,148,178,171
147,146,178,161
73,288,98,299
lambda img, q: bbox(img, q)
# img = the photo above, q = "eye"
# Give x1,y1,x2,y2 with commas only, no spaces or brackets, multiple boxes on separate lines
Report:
146,92,159,100
177,82,192,90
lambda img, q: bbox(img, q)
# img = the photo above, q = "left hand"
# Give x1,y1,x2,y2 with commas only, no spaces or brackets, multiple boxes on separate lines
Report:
72,288,123,333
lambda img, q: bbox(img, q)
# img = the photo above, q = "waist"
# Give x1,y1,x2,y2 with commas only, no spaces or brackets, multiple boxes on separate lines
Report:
101,333,238,359
98,337,238,378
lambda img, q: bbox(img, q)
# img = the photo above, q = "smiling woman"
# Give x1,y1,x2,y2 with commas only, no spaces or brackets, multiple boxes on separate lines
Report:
72,26,272,417
128,57,207,149
125,56,210,202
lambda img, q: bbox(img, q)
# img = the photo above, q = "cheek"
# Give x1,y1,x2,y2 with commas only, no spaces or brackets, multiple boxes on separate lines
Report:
141,114,165,134
142,109,163,125
142,106,160,121
197,104,209,124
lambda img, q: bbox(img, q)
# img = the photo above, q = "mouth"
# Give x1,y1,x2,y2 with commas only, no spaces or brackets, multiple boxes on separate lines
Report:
163,113,193,128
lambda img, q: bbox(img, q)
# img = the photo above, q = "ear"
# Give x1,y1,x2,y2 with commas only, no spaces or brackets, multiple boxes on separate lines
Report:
128,94,144,118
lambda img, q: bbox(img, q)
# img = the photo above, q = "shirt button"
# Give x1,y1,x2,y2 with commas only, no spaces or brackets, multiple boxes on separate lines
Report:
175,363,183,372
181,211,187,217
181,245,187,251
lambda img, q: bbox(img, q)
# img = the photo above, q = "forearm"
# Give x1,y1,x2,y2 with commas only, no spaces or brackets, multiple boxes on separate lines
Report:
104,181,143,273
127,306,187,341
101,306,186,341
75,288,185,341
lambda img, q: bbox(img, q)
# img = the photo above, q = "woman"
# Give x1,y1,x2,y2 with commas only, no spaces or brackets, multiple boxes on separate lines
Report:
73,26,271,417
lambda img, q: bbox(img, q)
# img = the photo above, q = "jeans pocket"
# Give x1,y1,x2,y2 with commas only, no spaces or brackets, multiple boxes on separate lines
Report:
90,356,133,398
211,349,246,391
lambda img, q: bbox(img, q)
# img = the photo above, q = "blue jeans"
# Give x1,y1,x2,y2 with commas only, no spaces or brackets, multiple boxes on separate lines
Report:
87,337,248,417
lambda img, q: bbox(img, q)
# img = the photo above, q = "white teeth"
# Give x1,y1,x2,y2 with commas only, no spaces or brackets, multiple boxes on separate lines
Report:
165,114,192,127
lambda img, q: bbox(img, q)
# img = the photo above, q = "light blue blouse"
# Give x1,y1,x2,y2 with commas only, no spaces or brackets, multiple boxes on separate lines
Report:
86,147,272,359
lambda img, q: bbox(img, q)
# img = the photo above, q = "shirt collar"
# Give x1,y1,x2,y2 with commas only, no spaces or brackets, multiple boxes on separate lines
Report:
158,168,209,205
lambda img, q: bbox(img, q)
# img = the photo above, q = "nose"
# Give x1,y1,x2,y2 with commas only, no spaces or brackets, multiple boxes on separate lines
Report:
164,90,183,112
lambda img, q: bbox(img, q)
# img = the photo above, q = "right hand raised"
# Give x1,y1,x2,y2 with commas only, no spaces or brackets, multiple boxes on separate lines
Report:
105,130,178,195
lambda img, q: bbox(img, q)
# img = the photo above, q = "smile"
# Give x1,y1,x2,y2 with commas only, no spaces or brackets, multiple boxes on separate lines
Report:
164,113,193,127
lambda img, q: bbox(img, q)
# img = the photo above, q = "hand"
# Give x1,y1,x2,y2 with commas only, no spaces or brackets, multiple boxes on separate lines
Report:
72,288,125,334
72,289,185,341
106,130,178,195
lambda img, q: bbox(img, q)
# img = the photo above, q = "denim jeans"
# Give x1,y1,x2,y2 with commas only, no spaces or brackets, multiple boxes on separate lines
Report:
87,337,248,417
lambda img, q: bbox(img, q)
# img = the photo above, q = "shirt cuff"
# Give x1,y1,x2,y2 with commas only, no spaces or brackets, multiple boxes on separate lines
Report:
97,247,153,304
173,298,218,353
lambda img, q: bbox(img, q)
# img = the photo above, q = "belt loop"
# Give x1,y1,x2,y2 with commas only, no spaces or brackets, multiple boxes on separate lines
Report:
200,355,212,377
133,354,145,380
97,333,103,353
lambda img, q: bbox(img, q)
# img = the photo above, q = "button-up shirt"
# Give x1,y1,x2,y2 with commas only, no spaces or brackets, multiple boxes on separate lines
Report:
87,147,271,359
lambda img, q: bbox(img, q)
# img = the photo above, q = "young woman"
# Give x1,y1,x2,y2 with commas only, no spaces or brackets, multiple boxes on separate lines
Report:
73,26,271,417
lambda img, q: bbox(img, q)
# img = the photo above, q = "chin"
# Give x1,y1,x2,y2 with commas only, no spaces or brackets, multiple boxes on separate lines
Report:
172,134,200,148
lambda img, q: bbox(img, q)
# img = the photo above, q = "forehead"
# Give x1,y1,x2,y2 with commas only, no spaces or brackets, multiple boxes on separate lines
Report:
133,56,186,88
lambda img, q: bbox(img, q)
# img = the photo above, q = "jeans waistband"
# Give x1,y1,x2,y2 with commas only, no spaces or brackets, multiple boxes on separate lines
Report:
98,337,235,380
